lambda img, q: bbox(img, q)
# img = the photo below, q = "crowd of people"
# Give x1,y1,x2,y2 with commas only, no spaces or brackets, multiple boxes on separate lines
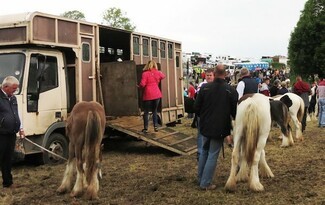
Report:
184,64,325,190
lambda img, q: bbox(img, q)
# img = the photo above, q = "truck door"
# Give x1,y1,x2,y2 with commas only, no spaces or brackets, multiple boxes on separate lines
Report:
81,37,94,101
100,61,139,116
25,53,66,135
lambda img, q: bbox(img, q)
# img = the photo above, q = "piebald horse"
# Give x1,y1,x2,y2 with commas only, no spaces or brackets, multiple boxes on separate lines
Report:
273,93,305,142
225,93,274,192
57,101,106,200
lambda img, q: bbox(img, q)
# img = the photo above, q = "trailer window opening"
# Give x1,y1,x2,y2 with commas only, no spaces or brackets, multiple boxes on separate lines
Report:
176,56,180,68
82,43,91,62
133,36,140,55
143,38,149,56
152,40,158,57
168,43,173,59
107,48,114,55
160,42,166,58
117,49,123,56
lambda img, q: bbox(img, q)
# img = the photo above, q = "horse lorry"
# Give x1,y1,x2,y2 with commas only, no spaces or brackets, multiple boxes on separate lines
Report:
0,12,197,164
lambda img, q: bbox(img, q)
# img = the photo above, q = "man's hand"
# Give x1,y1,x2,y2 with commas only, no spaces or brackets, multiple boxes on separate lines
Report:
19,128,25,139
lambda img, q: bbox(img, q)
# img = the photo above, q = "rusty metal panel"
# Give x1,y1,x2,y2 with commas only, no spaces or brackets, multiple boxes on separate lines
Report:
101,61,139,116
33,16,55,42
80,23,93,34
160,59,168,108
58,20,78,45
168,59,177,107
0,27,26,43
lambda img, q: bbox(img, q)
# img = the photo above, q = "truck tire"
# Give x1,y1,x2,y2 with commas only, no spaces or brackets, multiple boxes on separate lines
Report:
43,133,68,165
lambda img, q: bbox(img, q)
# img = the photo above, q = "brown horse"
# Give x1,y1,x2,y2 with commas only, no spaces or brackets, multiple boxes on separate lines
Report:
57,101,106,200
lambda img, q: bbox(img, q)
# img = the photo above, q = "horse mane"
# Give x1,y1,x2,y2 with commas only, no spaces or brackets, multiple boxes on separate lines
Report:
85,110,103,184
240,97,259,167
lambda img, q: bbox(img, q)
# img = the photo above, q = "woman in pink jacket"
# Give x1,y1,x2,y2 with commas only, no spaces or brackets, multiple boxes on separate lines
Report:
138,60,165,133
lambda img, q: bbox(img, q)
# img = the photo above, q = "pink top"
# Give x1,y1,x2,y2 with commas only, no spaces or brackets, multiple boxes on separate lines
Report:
139,69,165,101
318,80,325,99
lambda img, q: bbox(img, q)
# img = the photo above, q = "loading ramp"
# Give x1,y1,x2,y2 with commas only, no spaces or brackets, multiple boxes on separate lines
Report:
107,116,197,155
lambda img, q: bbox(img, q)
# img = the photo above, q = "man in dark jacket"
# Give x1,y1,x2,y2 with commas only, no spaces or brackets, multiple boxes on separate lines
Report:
0,76,25,188
194,65,238,190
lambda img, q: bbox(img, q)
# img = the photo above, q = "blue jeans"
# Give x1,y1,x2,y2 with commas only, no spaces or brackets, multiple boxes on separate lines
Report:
198,136,223,188
143,98,160,129
197,117,203,160
319,98,325,126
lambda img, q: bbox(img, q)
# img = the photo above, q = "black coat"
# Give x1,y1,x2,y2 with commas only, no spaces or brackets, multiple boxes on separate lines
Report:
0,91,21,134
194,78,238,139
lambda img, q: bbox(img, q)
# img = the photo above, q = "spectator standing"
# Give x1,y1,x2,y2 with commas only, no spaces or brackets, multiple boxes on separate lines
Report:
0,76,25,188
195,68,215,160
194,65,238,190
269,79,280,97
138,60,165,133
293,75,311,132
317,78,325,127
277,81,289,95
236,67,259,100
259,78,270,96
187,82,196,118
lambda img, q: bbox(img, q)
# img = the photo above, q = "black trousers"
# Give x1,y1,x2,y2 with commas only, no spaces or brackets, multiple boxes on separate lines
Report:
143,99,160,129
0,133,16,187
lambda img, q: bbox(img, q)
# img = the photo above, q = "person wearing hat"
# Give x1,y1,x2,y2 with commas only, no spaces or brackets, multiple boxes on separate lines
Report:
236,67,259,100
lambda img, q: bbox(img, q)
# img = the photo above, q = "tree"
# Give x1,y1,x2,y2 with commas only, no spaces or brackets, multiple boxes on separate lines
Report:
102,7,136,31
61,10,85,20
288,0,325,78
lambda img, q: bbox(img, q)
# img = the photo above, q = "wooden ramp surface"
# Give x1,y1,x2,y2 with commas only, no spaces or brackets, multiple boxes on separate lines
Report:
107,116,197,155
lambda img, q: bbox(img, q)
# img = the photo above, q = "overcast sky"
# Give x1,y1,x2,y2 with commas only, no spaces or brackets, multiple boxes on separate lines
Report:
1,0,307,59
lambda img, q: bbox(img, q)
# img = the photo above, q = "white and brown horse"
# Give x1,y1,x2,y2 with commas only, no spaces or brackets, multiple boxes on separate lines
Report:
269,95,294,147
57,101,106,200
225,93,274,192
273,93,305,142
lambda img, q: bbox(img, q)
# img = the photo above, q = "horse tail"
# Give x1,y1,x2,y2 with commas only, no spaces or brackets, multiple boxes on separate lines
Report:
297,98,304,122
85,110,103,184
241,98,259,167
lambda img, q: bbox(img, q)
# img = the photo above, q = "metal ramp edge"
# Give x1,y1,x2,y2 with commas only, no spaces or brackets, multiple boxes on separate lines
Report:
107,116,197,155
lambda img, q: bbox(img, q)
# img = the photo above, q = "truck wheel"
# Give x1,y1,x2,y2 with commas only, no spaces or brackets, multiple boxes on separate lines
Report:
43,133,68,165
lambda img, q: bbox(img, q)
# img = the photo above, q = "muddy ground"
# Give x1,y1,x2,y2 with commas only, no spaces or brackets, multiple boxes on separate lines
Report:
0,118,324,205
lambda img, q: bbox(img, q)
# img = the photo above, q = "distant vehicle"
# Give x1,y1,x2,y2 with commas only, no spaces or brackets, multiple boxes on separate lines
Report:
233,62,269,71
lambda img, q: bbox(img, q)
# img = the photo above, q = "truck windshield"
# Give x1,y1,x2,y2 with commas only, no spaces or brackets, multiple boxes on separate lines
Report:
0,53,25,94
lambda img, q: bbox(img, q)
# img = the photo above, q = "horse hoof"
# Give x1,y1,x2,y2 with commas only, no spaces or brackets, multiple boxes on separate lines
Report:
56,187,67,194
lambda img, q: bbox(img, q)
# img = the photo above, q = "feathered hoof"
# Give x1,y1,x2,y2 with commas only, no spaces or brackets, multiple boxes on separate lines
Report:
85,191,99,200
70,190,83,198
225,182,236,192
56,186,67,194
280,144,289,148
249,182,264,192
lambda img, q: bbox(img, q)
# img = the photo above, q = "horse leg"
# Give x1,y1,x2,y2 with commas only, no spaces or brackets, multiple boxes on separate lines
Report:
57,143,76,194
291,114,303,141
259,149,274,178
71,145,84,197
85,168,100,200
225,142,240,192
249,134,268,192
236,153,249,182
281,124,294,147
57,159,75,194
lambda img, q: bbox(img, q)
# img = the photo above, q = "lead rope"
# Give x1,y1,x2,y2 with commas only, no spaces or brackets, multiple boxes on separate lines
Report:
24,137,68,161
